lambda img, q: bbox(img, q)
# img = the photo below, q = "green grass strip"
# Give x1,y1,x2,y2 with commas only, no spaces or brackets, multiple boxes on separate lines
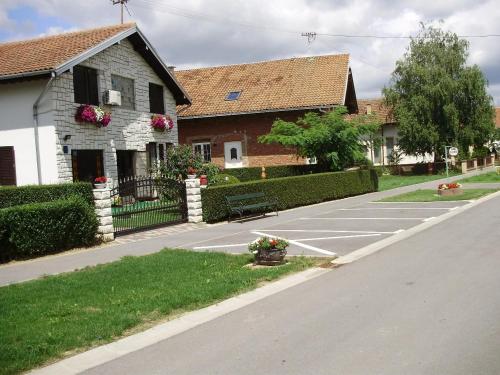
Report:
378,189,497,202
459,171,500,183
0,250,316,375
378,172,461,191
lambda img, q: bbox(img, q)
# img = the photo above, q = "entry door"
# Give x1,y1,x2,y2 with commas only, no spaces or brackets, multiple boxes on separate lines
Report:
116,150,136,180
0,146,16,186
224,141,243,169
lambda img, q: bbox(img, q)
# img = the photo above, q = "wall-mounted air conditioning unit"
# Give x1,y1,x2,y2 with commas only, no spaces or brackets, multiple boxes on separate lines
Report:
104,90,122,106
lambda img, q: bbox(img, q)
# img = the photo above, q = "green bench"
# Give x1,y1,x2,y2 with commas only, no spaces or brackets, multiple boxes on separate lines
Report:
225,192,279,221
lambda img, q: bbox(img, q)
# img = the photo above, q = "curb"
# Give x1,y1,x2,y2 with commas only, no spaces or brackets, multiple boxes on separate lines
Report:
332,189,500,265
30,267,330,375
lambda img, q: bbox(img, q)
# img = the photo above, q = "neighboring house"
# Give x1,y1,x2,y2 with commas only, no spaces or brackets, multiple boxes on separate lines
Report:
0,23,190,186
356,99,433,166
175,54,357,168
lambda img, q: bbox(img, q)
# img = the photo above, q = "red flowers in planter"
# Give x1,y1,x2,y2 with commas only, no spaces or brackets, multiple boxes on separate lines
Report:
94,176,107,183
438,182,461,190
75,105,111,128
151,114,174,131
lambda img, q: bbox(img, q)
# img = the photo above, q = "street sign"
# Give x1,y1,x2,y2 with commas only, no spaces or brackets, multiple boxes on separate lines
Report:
449,147,459,157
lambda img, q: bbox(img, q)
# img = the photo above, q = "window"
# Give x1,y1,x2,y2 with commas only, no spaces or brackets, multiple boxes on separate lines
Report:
149,83,165,114
193,142,211,162
73,66,99,105
112,74,135,110
146,142,157,170
225,91,241,101
158,143,165,162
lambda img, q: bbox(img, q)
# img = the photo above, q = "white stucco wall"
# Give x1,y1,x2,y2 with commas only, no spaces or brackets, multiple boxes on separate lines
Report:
0,79,58,185
51,38,179,183
365,123,434,166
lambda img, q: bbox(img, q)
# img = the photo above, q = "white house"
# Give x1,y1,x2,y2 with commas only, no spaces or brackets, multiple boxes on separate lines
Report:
0,23,191,186
357,99,434,166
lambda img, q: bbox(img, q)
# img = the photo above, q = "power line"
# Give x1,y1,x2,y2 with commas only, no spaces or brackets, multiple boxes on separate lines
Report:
130,0,500,40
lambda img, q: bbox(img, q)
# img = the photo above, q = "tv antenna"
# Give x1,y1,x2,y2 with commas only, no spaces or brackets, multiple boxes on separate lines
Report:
111,0,130,24
301,32,317,45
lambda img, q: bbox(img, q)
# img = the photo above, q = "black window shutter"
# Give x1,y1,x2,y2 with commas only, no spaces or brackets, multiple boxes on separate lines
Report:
87,68,99,105
73,66,86,104
149,83,165,114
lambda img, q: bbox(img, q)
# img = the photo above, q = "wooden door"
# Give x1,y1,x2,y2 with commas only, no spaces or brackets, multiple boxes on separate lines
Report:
0,146,16,186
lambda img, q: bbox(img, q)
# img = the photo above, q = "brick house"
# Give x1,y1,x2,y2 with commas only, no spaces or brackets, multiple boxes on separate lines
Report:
175,54,357,168
0,23,190,186
356,98,433,165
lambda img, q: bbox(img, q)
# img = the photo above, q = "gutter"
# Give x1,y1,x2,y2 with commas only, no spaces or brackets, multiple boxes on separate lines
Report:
33,72,55,185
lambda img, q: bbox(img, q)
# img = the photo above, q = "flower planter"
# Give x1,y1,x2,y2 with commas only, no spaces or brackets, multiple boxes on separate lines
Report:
187,174,197,179
94,183,107,189
438,188,463,196
255,248,287,265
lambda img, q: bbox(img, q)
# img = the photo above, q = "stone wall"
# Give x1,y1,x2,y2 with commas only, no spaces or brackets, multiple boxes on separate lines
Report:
93,187,114,242
50,39,179,183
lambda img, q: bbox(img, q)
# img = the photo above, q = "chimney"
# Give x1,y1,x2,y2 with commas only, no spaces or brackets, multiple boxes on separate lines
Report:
167,66,176,73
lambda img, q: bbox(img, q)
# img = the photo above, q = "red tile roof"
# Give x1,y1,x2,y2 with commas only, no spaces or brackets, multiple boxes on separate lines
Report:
175,54,350,118
0,23,135,78
355,98,395,124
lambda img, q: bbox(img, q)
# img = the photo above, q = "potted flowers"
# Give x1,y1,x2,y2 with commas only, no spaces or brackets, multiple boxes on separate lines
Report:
75,105,111,128
248,236,289,265
187,167,197,179
437,182,463,196
94,176,107,189
151,114,174,132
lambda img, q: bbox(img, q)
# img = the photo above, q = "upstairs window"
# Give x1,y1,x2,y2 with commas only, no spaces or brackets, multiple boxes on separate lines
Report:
149,83,165,114
73,66,99,105
225,91,241,101
112,74,135,110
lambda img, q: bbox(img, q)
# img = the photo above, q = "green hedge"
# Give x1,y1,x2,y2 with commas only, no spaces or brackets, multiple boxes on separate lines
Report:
201,169,378,222
0,196,98,262
0,182,93,209
223,164,326,182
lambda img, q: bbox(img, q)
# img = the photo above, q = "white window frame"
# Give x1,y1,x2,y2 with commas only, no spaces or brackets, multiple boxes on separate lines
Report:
193,142,211,162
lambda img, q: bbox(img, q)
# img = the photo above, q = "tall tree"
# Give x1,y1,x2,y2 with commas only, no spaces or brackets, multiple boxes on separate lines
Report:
258,107,375,171
383,24,495,159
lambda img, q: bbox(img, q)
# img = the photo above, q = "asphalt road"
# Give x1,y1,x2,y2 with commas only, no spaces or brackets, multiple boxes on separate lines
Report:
84,192,500,375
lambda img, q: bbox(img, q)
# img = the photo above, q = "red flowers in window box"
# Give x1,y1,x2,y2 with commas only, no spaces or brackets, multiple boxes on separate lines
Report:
75,105,111,128
151,114,174,131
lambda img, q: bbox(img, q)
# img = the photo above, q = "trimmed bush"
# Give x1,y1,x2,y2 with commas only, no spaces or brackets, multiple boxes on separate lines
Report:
211,174,240,185
0,196,98,262
0,182,93,209
223,164,326,182
201,169,378,222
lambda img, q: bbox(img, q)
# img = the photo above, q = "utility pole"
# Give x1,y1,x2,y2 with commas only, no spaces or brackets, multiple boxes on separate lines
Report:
111,0,129,24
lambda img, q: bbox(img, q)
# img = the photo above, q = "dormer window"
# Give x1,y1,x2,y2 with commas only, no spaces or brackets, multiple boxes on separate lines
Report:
225,91,241,101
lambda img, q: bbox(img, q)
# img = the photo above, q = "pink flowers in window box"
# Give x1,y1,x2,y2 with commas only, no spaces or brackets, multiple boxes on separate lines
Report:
151,114,174,132
75,105,111,128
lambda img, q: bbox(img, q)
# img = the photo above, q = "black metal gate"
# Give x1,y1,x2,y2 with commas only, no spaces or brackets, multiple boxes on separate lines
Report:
110,176,187,236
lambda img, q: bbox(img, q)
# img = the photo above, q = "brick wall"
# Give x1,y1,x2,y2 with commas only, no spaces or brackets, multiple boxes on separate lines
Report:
50,39,179,182
178,111,310,168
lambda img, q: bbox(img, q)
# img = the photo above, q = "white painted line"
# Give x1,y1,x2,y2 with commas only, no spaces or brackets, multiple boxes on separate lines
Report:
422,217,435,222
193,243,249,250
254,229,400,234
300,217,427,221
395,229,405,234
293,234,382,242
251,231,336,256
339,207,452,211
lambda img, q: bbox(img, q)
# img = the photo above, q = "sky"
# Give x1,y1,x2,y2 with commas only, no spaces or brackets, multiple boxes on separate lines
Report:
1,0,499,104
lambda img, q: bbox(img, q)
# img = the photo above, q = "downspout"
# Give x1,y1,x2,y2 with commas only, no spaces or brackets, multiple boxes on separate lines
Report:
33,72,55,185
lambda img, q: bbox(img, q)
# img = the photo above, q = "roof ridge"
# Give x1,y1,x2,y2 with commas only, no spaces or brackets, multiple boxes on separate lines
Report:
0,23,135,47
176,53,350,73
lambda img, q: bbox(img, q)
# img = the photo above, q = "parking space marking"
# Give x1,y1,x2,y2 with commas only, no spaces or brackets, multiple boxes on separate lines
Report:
193,243,251,250
293,234,382,242
251,231,337,256
338,207,454,211
423,217,436,222
300,217,428,221
369,201,473,204
254,229,401,234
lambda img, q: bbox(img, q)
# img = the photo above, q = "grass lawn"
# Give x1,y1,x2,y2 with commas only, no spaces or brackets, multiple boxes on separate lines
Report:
378,189,497,202
459,171,500,183
378,172,461,191
0,250,320,375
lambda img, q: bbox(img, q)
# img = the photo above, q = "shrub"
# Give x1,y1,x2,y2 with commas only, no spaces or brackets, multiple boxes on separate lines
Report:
201,169,378,222
223,164,326,182
0,196,98,262
0,182,93,209
211,174,240,185
199,163,221,183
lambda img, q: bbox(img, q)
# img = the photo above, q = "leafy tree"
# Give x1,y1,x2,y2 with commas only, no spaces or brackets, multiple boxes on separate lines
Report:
258,107,373,171
383,24,495,160
153,144,203,180
352,113,384,165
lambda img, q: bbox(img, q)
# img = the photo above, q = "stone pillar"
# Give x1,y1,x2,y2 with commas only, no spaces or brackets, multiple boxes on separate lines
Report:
461,161,467,174
473,158,478,170
185,178,203,223
93,187,114,242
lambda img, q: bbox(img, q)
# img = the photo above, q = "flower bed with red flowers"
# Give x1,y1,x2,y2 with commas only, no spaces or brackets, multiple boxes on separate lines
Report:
151,114,174,131
438,182,462,190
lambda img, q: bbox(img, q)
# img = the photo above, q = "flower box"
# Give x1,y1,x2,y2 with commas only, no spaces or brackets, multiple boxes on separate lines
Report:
249,237,289,265
151,114,174,132
437,182,463,196
75,105,111,128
